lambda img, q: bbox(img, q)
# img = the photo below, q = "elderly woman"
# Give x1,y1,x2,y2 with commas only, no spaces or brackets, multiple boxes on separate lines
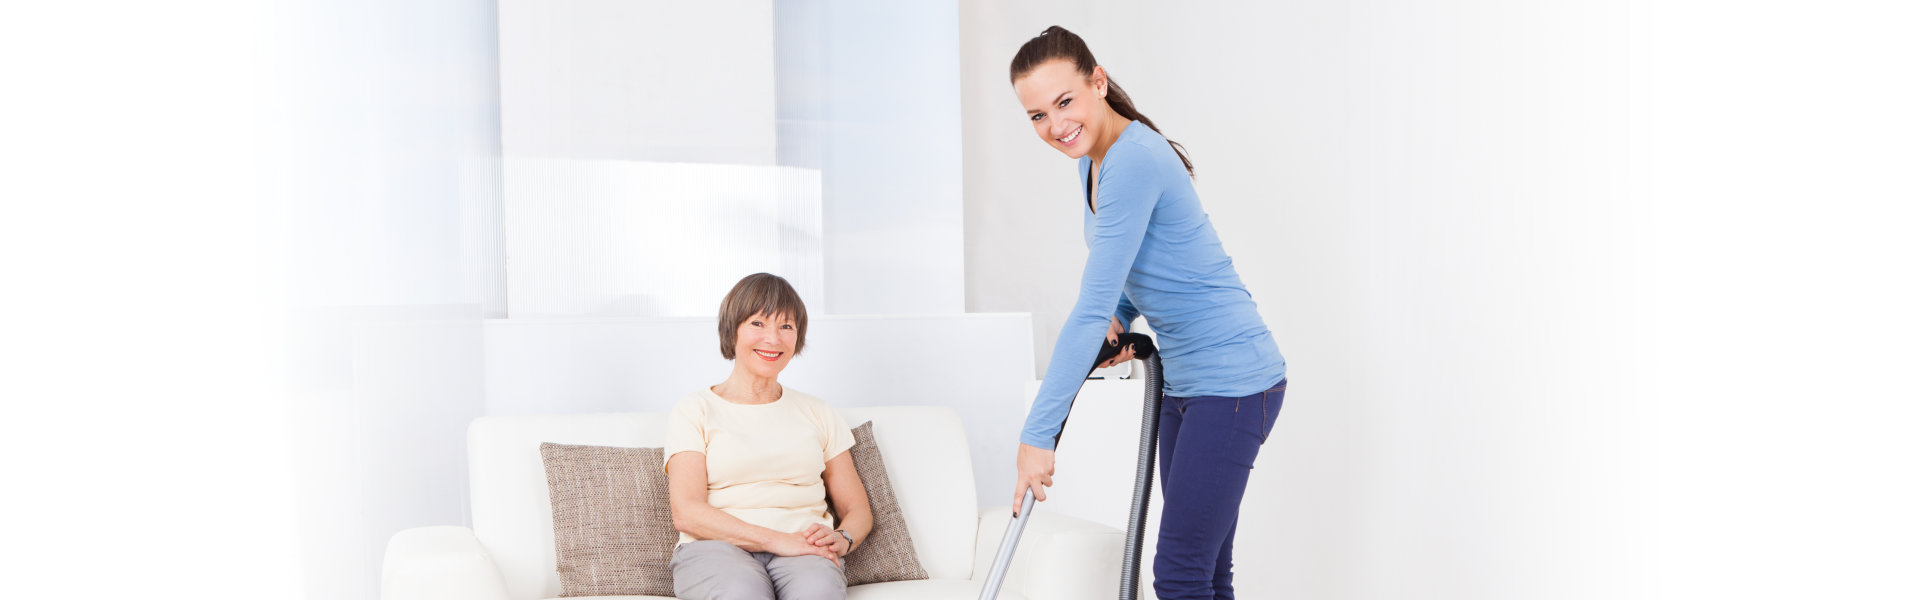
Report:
665,273,871,600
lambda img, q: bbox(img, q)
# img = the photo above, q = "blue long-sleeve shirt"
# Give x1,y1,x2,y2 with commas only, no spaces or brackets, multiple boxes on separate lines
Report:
1020,121,1288,450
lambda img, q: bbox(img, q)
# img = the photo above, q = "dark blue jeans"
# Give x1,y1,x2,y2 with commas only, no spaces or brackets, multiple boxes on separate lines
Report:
1154,377,1286,600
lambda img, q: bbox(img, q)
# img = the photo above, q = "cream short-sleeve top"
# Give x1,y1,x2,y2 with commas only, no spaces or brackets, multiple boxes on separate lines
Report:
663,386,856,546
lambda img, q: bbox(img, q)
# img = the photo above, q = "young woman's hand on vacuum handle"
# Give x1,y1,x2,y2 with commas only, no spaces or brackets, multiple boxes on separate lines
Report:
1014,443,1055,515
1099,316,1134,368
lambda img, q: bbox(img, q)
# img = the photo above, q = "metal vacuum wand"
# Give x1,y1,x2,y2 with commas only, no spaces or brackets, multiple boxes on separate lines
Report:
978,333,1161,600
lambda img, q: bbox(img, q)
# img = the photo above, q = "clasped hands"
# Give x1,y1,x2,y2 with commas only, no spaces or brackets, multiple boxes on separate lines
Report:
767,522,851,565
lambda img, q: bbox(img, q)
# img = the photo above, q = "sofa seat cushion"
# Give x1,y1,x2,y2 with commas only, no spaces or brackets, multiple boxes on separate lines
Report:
558,578,1019,600
849,579,1026,600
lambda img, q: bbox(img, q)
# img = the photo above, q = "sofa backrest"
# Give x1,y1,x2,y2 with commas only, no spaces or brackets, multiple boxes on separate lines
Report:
467,405,978,600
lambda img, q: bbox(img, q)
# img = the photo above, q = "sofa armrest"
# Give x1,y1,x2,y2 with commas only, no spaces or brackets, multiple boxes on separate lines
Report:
972,508,1124,600
382,526,511,600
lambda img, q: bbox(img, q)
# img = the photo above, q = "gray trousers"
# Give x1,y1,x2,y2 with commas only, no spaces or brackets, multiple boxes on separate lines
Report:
671,540,847,600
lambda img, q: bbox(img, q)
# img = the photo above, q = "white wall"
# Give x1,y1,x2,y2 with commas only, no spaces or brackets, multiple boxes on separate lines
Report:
274,1,505,599
1618,3,1920,596
499,0,778,166
963,1,1918,598
2,1,300,597
2,0,501,599
287,307,487,600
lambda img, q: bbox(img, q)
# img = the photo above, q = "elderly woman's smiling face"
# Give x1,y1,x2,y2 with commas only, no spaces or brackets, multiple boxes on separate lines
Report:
733,311,797,378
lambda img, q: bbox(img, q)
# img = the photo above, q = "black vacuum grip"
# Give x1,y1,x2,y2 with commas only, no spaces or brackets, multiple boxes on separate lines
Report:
1055,332,1159,448
1094,332,1158,369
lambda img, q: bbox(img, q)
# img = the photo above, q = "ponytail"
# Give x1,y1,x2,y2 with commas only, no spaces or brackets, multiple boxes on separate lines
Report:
1101,79,1193,176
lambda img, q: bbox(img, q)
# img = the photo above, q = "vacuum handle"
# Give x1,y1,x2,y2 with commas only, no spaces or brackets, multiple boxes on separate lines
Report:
1094,332,1158,370
977,489,1037,599
982,333,1159,599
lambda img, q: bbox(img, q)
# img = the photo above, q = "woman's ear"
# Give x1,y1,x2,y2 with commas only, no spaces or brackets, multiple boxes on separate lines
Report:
1091,65,1108,97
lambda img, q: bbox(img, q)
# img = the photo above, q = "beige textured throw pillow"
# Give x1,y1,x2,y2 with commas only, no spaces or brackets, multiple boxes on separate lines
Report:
839,420,931,585
539,443,676,597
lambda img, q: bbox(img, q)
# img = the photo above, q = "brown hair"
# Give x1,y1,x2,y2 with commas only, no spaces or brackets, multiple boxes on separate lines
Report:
1010,25,1193,176
716,273,809,360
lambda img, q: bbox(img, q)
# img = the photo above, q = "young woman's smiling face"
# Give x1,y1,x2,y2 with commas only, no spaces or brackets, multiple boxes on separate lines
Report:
1015,59,1114,160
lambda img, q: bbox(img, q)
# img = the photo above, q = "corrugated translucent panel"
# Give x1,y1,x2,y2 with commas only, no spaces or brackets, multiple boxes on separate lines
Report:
503,159,823,317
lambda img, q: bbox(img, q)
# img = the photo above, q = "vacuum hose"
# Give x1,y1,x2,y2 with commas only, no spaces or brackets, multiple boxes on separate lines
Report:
1089,333,1165,599
1119,350,1163,600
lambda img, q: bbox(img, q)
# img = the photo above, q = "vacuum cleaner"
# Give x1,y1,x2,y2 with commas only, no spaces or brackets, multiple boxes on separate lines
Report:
978,332,1163,600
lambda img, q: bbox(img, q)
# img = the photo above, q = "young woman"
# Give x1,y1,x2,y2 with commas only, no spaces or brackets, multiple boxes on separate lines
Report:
1007,26,1289,600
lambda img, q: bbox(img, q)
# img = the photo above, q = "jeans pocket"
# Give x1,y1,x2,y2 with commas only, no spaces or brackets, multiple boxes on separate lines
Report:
1259,384,1286,442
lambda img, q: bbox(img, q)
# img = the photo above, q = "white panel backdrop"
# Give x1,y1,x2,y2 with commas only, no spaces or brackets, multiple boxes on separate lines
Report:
498,0,778,165
500,159,824,317
500,0,967,318
773,0,967,315
484,313,1036,509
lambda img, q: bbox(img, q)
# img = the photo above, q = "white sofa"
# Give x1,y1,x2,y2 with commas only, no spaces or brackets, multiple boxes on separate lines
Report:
382,406,1123,600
